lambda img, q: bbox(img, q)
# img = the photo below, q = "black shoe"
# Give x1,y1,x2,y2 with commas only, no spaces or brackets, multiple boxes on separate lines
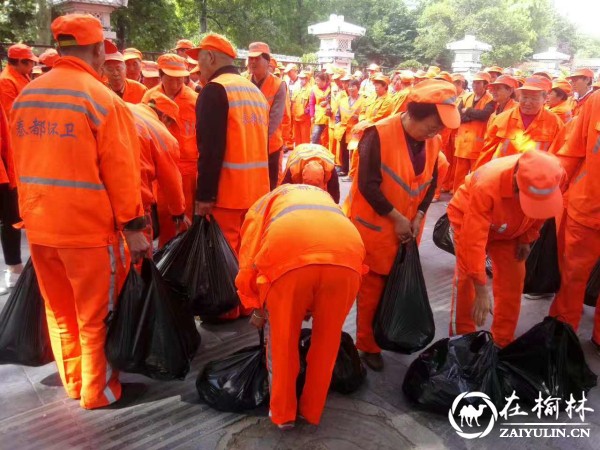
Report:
359,351,384,372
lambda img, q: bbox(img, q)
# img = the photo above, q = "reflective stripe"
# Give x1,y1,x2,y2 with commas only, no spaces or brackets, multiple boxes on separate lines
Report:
380,163,431,197
270,204,344,223
289,150,335,166
108,245,116,312
12,101,102,126
132,111,169,153
162,61,186,69
224,85,261,95
528,185,557,196
103,384,117,404
20,176,105,190
222,161,269,170
573,170,587,184
265,320,273,391
119,236,126,269
500,139,511,155
355,215,382,232
20,88,108,116
593,136,600,154
229,100,269,109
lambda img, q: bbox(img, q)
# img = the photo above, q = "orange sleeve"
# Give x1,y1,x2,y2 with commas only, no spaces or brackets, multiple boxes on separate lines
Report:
473,122,501,170
457,186,494,285
556,115,586,183
152,137,185,216
0,78,18,117
97,100,144,228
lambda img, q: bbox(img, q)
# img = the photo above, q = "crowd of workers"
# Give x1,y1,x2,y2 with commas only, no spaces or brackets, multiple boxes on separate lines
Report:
0,12,598,430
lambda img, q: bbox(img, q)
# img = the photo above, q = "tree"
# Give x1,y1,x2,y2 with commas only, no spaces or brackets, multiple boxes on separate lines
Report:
0,0,37,43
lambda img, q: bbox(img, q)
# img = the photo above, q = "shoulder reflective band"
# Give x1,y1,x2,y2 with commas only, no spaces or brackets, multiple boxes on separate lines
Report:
222,161,269,170
20,176,105,190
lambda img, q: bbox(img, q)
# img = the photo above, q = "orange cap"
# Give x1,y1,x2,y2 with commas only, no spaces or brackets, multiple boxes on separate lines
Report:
400,71,415,82
489,75,519,89
486,65,503,74
248,42,270,57
123,48,143,61
532,70,552,80
516,151,564,219
7,44,38,62
38,48,59,67
551,79,572,96
51,13,117,53
451,73,465,82
340,74,352,81
302,160,326,189
32,66,42,75
157,54,189,77
284,63,298,73
517,76,552,92
472,71,492,83
367,63,380,71
175,39,194,50
407,79,460,129
141,60,159,78
104,52,125,63
269,57,277,69
298,71,308,79
144,91,179,122
415,70,427,78
434,71,453,83
567,68,594,79
372,73,390,85
186,33,237,60
190,66,200,74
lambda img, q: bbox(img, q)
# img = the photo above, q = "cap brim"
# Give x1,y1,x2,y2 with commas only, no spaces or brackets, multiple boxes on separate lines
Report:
516,86,546,91
123,54,141,61
518,188,563,220
104,55,125,63
28,55,39,63
104,40,118,54
161,68,190,77
248,51,264,57
186,48,201,60
436,104,460,129
142,70,159,78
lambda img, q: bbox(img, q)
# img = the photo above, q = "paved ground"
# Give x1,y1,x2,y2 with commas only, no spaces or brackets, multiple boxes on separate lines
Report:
0,181,599,450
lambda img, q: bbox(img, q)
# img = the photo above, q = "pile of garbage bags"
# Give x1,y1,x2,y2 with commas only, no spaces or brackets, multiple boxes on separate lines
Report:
585,259,600,307
403,317,597,413
523,219,561,295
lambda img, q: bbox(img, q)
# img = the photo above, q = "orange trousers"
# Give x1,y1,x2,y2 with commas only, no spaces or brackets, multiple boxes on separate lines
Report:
30,239,127,409
450,227,525,347
157,172,196,247
349,149,359,179
262,265,361,425
435,152,449,199
212,207,251,320
550,215,600,340
293,119,311,147
453,157,475,193
355,270,387,353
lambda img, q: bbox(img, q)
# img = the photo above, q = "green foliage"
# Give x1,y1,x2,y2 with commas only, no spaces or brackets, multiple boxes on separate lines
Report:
0,0,37,43
397,59,423,71
301,53,318,64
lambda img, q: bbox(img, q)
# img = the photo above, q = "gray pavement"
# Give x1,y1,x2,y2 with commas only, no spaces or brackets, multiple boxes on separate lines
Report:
0,181,599,450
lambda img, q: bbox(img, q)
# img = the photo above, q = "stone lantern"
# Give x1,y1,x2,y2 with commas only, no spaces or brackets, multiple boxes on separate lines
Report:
532,47,570,75
51,0,128,40
446,34,492,78
308,14,366,73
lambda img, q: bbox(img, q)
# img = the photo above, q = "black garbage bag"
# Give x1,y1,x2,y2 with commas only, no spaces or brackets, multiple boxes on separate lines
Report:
197,330,269,412
498,317,597,405
297,329,366,396
433,213,454,255
152,230,186,264
584,259,600,307
156,216,240,317
0,259,53,366
402,331,507,414
523,219,561,294
105,259,201,380
373,241,435,353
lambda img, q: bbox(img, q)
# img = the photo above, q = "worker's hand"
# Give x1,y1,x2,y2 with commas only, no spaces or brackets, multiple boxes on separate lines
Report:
390,210,413,244
320,101,328,107
411,211,425,239
516,243,531,262
249,308,267,329
472,283,492,327
461,107,468,114
123,230,150,263
173,214,191,234
194,201,214,217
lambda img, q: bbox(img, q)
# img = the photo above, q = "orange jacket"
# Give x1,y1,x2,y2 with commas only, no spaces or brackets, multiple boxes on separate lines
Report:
475,106,564,169
259,73,288,153
455,92,494,160
236,184,366,309
128,103,185,215
210,72,270,209
348,114,439,275
142,84,198,175
391,88,410,114
291,84,311,121
312,85,330,125
548,100,573,124
488,98,518,126
122,79,148,104
572,90,594,117
10,56,144,247
0,104,15,187
0,65,30,116
448,154,545,285
556,90,600,230
359,93,394,122
337,94,364,143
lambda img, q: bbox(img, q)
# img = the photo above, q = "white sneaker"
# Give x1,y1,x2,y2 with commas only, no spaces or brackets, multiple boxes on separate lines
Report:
5,270,20,289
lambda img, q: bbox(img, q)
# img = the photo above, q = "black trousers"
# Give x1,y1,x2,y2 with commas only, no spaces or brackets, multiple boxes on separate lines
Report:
339,133,350,174
0,184,21,266
268,148,282,191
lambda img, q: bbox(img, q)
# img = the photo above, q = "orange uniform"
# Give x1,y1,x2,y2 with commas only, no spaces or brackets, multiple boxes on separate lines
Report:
121,78,148,104
142,84,198,244
488,98,518,125
347,114,439,354
448,155,549,347
236,184,365,426
453,91,494,191
0,64,30,116
10,53,144,408
0,103,15,187
548,100,573,124
475,106,564,169
290,81,312,146
550,90,600,340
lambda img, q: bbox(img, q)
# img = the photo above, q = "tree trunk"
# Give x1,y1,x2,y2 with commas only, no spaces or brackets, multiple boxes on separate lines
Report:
199,0,207,33
36,0,52,44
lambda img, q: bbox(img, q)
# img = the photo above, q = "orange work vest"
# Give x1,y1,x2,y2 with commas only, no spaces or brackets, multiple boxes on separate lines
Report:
10,56,143,248
548,101,573,124
291,85,311,121
312,85,330,125
122,79,148,104
259,73,288,153
0,64,30,116
338,95,364,143
211,72,270,209
360,93,393,122
347,114,439,275
283,144,335,185
455,92,494,160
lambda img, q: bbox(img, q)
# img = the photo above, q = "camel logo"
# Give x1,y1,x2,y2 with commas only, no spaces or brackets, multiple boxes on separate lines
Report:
448,392,498,439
